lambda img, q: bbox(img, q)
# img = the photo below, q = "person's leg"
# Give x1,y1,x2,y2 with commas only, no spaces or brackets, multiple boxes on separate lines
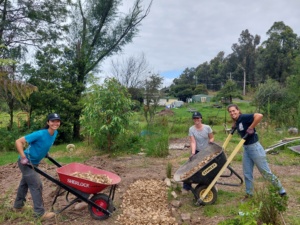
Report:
14,161,29,209
18,162,45,217
250,142,286,194
243,145,255,196
183,182,192,191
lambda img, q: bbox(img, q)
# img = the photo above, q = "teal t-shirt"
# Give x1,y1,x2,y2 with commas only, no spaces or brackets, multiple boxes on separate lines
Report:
20,129,58,164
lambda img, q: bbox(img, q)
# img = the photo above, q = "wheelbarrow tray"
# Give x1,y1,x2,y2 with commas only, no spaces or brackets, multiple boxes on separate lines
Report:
174,143,226,185
57,162,121,194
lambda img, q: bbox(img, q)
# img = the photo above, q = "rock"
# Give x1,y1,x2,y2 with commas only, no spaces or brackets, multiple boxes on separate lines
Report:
171,191,178,199
171,200,181,208
181,213,191,222
288,127,298,135
164,177,172,186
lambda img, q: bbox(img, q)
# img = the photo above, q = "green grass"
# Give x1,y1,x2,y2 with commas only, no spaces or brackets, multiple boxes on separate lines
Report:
0,151,18,165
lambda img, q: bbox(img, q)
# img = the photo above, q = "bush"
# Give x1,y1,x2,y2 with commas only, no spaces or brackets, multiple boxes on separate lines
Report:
253,185,288,225
0,126,22,152
142,118,169,157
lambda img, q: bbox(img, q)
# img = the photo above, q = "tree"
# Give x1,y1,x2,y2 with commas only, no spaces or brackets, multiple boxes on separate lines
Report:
257,22,299,84
215,79,243,103
0,46,37,130
176,88,193,102
231,29,260,89
194,84,208,95
110,52,150,88
0,0,70,129
252,78,287,125
81,78,133,152
143,74,163,125
65,0,152,140
0,0,70,47
22,45,90,143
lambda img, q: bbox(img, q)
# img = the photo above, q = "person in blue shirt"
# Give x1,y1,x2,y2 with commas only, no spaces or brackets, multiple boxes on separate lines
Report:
227,104,286,200
13,113,61,220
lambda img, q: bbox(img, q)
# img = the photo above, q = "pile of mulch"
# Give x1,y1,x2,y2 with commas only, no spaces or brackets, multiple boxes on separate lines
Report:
115,179,177,225
157,109,175,116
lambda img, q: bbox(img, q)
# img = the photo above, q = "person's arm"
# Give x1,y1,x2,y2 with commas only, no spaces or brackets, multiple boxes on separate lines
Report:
249,113,263,128
190,136,197,155
15,137,27,159
246,113,263,135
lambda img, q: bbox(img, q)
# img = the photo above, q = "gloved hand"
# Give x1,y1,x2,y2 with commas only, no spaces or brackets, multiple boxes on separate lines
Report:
246,128,254,135
20,157,29,165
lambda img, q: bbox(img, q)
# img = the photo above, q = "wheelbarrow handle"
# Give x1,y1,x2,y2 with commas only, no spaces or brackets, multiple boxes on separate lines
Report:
242,133,249,140
199,133,247,204
222,128,236,149
230,127,237,135
45,154,62,167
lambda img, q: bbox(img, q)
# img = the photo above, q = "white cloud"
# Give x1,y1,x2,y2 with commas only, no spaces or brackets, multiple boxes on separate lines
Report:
100,0,300,86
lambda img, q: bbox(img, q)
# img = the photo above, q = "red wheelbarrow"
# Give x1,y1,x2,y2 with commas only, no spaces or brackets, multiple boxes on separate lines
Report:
27,156,121,220
174,129,247,205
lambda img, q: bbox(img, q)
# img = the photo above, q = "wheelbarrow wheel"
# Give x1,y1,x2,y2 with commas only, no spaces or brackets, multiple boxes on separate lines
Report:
88,193,114,220
195,185,217,205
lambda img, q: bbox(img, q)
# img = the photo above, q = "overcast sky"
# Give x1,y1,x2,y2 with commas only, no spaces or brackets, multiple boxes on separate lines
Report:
100,0,300,87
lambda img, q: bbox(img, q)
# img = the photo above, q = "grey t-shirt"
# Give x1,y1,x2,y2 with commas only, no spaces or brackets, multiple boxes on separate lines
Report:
188,125,213,151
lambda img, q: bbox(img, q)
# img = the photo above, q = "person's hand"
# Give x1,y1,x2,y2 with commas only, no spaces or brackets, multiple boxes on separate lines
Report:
246,128,254,135
20,157,29,165
189,154,196,161
231,123,236,130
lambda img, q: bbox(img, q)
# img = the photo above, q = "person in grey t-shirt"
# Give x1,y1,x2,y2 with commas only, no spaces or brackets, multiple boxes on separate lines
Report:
182,111,214,192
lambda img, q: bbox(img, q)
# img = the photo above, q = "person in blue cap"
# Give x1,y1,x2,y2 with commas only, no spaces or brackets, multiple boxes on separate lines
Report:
182,111,214,193
13,113,61,220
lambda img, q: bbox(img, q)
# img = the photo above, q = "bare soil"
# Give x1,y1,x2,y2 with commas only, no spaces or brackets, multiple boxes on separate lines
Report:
0,138,299,225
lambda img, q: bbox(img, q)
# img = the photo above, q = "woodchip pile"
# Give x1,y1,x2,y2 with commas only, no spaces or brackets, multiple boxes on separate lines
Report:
71,171,112,184
180,151,221,180
116,179,178,225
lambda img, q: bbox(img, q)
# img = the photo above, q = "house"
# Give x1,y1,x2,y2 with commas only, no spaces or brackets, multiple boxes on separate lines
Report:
192,94,213,103
143,97,178,107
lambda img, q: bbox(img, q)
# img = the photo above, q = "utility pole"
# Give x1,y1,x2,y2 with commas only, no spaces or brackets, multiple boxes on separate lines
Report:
227,72,233,80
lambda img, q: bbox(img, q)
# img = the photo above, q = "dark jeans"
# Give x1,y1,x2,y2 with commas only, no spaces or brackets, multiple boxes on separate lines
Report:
13,160,45,217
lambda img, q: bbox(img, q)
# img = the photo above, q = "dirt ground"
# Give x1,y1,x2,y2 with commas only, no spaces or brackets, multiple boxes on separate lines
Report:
0,137,299,225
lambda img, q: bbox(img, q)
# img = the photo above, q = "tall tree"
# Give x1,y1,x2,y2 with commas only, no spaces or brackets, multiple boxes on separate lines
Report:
66,0,152,140
0,0,70,128
257,22,299,84
0,0,70,50
231,29,260,90
110,52,150,88
143,74,163,125
0,46,37,129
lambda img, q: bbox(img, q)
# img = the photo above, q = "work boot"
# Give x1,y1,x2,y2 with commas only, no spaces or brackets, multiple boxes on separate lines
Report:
280,192,287,197
41,212,55,221
240,194,252,203
74,202,88,210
